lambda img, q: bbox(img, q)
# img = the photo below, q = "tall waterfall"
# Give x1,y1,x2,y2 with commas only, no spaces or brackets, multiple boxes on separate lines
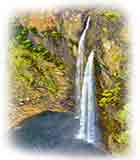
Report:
75,17,100,144
75,16,91,115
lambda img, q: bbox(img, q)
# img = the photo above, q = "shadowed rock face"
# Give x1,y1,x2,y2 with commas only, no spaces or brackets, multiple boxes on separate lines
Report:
9,111,106,155
43,36,75,66
9,9,129,154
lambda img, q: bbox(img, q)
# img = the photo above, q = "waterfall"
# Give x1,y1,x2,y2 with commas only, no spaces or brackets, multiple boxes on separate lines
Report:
75,16,91,116
75,17,100,144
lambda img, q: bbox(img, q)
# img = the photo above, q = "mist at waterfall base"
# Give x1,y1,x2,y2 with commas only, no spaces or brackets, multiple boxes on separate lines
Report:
75,17,101,145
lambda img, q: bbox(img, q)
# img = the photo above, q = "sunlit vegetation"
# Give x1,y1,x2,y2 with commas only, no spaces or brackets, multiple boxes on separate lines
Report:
9,9,129,154
98,81,129,153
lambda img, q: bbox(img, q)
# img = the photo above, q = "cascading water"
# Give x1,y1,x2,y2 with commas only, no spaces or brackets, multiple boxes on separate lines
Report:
75,17,100,144
75,16,91,116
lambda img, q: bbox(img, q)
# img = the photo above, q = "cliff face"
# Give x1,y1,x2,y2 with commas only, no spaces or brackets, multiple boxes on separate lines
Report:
9,8,129,154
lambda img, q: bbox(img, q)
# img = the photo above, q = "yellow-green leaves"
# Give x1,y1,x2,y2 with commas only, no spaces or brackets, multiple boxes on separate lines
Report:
116,104,129,123
102,10,121,21
114,131,129,145
99,83,121,108
102,90,113,97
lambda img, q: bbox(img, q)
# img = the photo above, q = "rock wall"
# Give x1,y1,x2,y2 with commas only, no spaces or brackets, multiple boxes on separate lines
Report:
9,8,129,154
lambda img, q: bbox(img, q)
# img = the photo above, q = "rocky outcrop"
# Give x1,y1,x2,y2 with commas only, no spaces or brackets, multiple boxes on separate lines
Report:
9,8,129,154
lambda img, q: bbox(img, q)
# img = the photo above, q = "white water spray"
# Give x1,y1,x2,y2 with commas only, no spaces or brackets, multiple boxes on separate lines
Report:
75,16,91,115
75,17,99,144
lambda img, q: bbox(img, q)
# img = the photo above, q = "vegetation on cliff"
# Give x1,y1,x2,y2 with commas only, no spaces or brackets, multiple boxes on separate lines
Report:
8,9,129,154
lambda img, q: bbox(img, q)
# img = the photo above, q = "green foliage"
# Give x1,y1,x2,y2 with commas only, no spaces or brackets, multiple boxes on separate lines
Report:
15,25,29,42
41,29,62,40
98,81,129,152
95,63,103,72
29,27,38,34
51,31,62,39
102,10,121,21
113,69,129,81
13,22,65,67
12,23,65,70
116,104,128,123
114,131,129,145
33,43,46,52
10,12,128,154
99,82,121,108
22,39,32,49
10,44,64,95
46,77,57,93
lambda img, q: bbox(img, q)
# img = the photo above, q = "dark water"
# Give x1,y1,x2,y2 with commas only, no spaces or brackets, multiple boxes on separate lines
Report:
9,111,106,155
